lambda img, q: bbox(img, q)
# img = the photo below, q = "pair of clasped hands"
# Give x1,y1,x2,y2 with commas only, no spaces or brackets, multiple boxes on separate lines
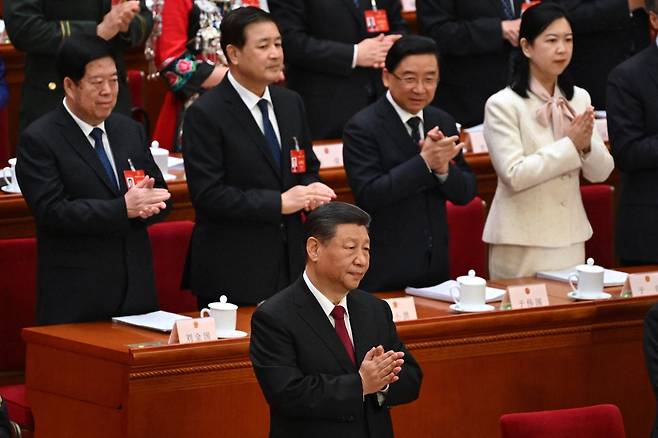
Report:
359,345,406,395
567,106,595,155
125,176,171,219
97,0,141,41
419,127,466,175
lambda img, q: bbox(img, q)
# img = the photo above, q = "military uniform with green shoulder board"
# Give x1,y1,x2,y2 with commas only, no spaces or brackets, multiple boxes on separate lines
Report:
5,0,153,131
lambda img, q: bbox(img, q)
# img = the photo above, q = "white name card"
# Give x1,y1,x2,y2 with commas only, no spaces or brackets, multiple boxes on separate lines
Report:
503,283,550,310
168,317,216,344
312,143,343,169
384,296,418,322
621,272,658,298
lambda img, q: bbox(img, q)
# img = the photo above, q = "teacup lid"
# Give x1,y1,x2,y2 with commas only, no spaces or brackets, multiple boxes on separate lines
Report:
457,269,486,286
151,140,160,149
577,257,603,273
208,294,238,310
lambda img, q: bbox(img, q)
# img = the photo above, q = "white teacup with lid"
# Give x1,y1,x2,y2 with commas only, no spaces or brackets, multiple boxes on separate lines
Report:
150,140,170,179
200,295,238,337
2,157,20,193
450,269,487,311
568,258,604,298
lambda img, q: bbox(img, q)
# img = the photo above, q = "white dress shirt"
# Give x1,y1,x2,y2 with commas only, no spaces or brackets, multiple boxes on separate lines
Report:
227,71,282,147
62,98,119,187
303,271,353,344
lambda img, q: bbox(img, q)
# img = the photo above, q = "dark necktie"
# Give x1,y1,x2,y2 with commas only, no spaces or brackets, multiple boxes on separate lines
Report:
330,305,356,365
501,0,514,19
256,99,281,168
407,116,421,145
90,127,118,190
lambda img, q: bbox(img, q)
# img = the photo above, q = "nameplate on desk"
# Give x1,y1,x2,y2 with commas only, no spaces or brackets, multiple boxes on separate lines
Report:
621,272,658,298
168,317,216,344
312,143,343,169
503,283,549,310
384,296,418,322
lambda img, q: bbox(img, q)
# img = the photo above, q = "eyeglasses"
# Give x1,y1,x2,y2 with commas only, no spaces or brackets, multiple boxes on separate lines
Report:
389,72,439,88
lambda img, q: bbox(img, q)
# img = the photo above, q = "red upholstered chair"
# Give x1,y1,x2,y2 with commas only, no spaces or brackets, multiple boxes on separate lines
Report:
148,221,197,313
581,184,615,267
126,69,150,135
500,404,626,438
446,197,487,279
0,237,37,436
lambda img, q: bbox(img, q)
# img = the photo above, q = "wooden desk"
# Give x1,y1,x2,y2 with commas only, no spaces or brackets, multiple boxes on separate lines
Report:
0,152,618,240
23,272,657,437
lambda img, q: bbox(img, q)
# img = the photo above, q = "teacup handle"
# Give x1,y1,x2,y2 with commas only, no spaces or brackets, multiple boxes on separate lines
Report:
568,272,578,292
200,308,210,318
2,167,10,186
450,286,461,305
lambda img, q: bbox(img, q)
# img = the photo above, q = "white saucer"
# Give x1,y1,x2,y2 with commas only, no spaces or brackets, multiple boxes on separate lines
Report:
449,303,495,313
567,291,612,301
216,329,248,339
1,186,21,194
163,173,177,181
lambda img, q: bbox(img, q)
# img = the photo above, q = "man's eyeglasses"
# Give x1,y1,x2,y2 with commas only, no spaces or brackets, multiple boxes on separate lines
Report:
389,72,439,88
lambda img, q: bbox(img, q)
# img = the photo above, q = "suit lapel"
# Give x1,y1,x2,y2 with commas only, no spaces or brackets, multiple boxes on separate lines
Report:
272,88,293,179
56,106,121,195
292,279,357,373
105,116,130,194
341,0,365,30
346,292,374,367
375,97,421,157
647,45,658,91
221,80,282,180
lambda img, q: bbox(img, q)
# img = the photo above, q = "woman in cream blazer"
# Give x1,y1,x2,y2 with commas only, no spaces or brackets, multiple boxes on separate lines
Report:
483,3,614,279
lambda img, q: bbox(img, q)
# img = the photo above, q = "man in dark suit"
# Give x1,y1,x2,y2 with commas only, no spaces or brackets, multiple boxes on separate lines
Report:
343,36,477,292
607,2,658,265
268,0,406,140
417,0,522,128
644,300,658,437
16,35,171,325
548,0,650,109
250,202,422,438
5,0,152,131
183,7,336,308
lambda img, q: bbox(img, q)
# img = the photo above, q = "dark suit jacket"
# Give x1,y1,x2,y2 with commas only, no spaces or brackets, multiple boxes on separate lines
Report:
343,97,477,292
644,302,658,438
607,43,658,263
16,105,169,325
182,78,322,305
417,0,522,128
268,0,407,140
546,0,649,109
250,276,423,438
5,0,153,131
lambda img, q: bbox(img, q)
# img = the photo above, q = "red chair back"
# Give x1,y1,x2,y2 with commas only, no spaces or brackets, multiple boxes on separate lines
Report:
581,184,615,267
446,197,487,278
126,69,145,108
500,404,626,438
148,221,197,313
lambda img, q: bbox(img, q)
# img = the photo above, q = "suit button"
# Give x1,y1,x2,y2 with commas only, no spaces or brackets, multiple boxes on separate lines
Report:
48,82,57,90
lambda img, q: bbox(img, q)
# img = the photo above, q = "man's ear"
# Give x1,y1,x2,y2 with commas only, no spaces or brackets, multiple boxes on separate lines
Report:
226,44,240,65
306,237,320,262
62,77,75,101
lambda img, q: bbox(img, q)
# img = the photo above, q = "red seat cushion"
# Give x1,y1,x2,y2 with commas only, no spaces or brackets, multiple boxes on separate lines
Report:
500,404,625,438
0,384,32,429
581,184,615,267
148,221,197,313
0,238,37,371
446,197,487,279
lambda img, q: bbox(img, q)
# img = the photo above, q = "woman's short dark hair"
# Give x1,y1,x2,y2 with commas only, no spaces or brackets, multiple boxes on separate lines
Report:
304,202,370,245
56,35,117,83
509,3,575,99
220,6,279,64
384,35,439,73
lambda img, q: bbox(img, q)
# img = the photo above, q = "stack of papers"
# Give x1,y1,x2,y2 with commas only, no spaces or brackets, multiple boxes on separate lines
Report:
112,310,191,333
405,280,506,303
536,268,627,287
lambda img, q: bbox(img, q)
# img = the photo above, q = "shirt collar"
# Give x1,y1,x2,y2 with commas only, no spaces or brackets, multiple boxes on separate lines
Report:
303,271,349,319
227,71,273,110
62,98,106,139
386,90,423,126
